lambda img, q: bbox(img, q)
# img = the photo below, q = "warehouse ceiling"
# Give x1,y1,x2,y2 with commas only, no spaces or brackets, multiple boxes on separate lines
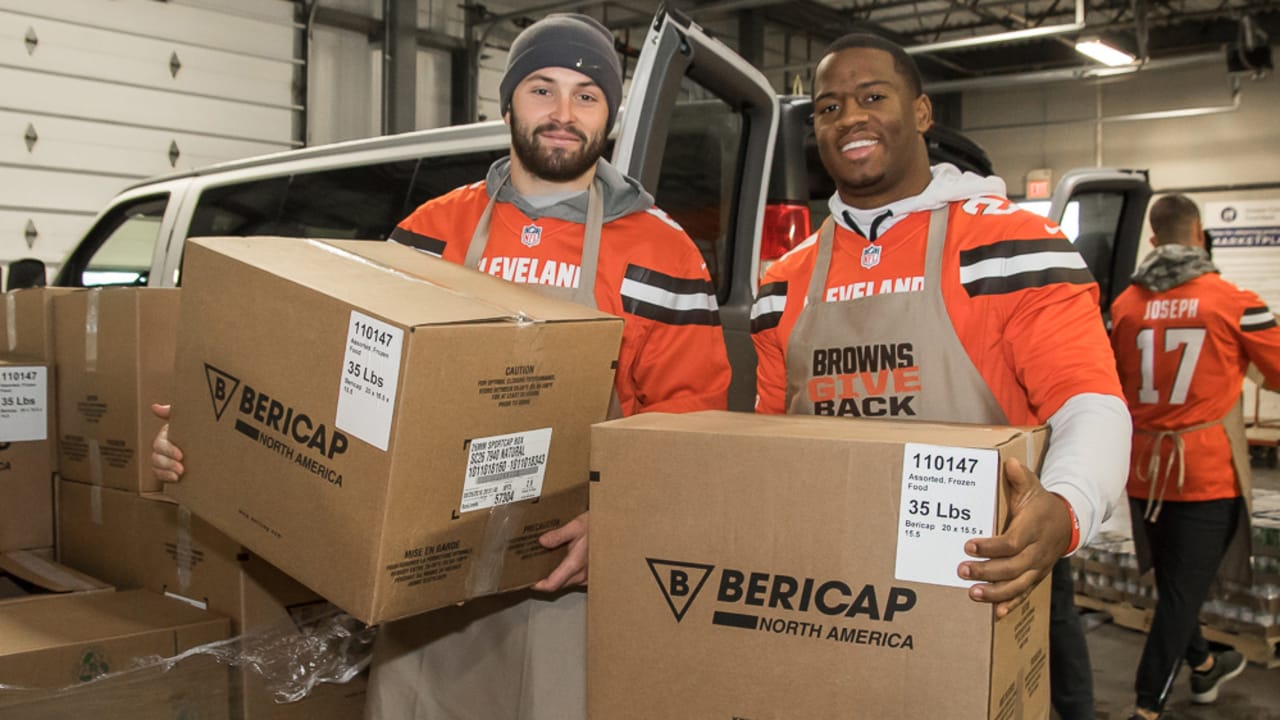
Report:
477,0,1278,86
784,0,1278,81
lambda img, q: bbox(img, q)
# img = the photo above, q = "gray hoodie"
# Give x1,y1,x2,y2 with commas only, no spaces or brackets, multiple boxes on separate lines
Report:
484,157,654,224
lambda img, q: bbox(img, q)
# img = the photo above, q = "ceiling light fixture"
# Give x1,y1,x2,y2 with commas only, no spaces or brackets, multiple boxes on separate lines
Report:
1075,38,1136,67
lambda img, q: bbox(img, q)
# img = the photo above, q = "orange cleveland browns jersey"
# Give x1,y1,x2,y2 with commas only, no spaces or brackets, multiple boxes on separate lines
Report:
392,181,730,416
1111,272,1280,500
752,197,1123,424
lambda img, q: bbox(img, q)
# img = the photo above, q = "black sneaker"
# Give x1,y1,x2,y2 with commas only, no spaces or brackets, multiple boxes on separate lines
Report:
1189,650,1246,703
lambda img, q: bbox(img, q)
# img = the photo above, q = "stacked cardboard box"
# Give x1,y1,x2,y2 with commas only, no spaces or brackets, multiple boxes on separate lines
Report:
0,589,231,719
588,411,1051,720
58,480,369,719
53,288,179,493
0,288,73,553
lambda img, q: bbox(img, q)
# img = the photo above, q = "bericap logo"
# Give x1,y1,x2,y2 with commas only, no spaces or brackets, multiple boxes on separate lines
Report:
202,362,349,474
205,364,240,421
646,558,920,650
647,558,714,623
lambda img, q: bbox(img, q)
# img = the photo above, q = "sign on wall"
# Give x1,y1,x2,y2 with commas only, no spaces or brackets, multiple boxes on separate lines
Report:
1205,199,1280,247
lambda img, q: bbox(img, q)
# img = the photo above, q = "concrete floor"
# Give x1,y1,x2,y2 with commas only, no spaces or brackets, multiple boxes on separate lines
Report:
1078,465,1280,720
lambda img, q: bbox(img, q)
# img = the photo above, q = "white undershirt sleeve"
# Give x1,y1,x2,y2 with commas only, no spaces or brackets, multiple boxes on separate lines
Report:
1041,392,1132,551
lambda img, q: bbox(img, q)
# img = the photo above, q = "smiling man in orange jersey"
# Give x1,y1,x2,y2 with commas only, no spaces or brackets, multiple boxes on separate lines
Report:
750,34,1132,719
370,13,730,720
1111,194,1280,720
152,13,728,720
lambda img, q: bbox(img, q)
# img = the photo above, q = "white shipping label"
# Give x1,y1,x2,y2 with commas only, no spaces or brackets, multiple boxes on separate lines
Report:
0,365,47,442
460,428,553,513
335,311,404,451
894,443,1000,588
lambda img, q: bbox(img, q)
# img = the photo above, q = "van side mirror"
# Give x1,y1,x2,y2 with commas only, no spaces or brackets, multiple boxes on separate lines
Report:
5,258,47,291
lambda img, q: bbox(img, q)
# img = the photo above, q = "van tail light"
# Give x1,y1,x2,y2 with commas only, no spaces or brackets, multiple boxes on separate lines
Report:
759,202,810,282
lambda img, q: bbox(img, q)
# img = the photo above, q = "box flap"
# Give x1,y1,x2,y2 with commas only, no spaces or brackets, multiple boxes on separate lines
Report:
0,551,109,595
0,589,226,656
188,237,615,327
594,410,1042,449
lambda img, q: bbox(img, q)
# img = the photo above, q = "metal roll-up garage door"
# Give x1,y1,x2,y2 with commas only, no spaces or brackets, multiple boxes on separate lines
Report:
0,0,300,278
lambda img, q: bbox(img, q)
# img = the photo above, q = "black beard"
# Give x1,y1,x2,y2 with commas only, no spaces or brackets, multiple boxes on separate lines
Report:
511,118,606,183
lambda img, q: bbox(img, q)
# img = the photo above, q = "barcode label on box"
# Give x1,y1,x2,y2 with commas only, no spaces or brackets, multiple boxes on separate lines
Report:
894,443,999,588
460,428,553,513
335,311,403,451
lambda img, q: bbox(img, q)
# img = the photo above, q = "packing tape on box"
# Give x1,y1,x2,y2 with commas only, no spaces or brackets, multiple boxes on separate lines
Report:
88,439,103,486
176,506,194,593
90,484,103,525
307,240,536,323
465,503,529,598
84,288,101,373
5,293,15,352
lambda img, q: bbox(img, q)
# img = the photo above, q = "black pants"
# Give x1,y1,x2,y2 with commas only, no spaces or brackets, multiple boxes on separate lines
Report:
1050,556,1094,720
1130,497,1241,712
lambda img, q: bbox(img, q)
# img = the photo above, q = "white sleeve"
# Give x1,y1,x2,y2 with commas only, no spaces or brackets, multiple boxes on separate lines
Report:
1041,392,1132,549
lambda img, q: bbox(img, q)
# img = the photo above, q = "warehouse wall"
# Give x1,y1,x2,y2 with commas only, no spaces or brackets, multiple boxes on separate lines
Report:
0,0,300,279
960,53,1280,417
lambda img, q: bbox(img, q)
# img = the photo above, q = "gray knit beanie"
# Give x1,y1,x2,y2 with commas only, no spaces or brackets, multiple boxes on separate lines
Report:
499,13,622,132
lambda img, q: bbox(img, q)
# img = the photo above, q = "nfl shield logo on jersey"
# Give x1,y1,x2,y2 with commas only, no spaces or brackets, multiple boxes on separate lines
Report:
521,224,543,248
861,244,882,269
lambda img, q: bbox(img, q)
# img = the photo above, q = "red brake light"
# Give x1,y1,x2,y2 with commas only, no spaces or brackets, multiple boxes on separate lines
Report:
760,203,810,280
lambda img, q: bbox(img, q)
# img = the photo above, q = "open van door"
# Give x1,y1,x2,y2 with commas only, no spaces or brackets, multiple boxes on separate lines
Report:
612,6,780,410
1047,168,1153,321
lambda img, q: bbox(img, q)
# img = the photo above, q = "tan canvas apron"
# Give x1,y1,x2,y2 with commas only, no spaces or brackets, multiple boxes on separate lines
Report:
1130,400,1255,585
367,181,607,720
785,207,1008,426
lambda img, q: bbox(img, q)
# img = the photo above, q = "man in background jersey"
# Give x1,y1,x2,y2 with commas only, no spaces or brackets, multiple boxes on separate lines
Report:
749,34,1131,719
154,13,729,720
1110,194,1280,720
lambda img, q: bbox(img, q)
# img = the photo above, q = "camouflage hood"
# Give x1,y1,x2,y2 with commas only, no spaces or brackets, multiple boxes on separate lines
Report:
1131,244,1218,292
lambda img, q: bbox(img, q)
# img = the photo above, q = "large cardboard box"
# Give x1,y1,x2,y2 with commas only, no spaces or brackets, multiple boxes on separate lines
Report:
53,288,179,493
166,237,622,625
0,358,54,551
0,589,230,719
0,288,80,362
589,411,1051,720
57,479,140,587
59,479,370,718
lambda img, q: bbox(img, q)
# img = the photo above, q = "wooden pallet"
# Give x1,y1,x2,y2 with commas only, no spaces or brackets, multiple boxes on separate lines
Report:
1076,594,1152,632
1075,594,1280,669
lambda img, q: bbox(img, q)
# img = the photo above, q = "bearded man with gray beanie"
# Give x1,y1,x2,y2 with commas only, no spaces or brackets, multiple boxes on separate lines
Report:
360,13,730,720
